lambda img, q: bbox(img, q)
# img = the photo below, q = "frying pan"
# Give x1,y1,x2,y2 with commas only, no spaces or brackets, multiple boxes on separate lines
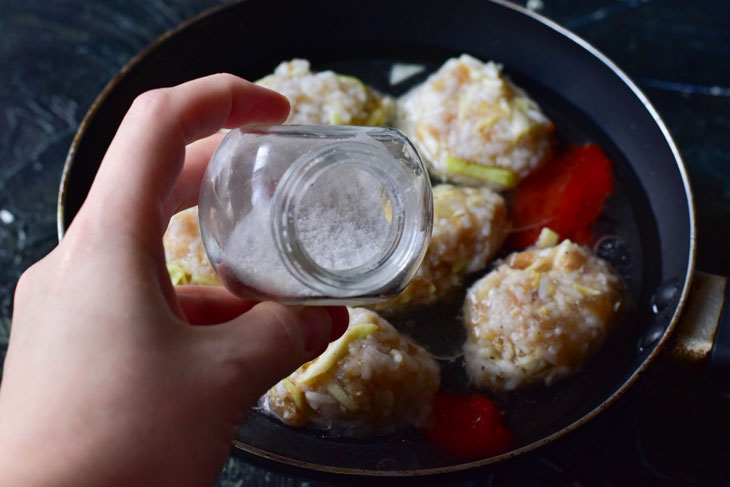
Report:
57,0,702,479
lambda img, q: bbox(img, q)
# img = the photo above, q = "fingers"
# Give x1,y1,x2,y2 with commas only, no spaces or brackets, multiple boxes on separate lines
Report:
175,285,257,326
230,303,331,394
78,74,289,246
162,133,225,219
206,303,349,398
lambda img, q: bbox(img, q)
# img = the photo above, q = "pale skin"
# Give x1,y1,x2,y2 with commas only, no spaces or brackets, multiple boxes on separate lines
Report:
0,74,348,485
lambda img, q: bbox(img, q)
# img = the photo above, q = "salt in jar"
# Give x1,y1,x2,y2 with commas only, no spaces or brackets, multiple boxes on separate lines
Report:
198,125,433,305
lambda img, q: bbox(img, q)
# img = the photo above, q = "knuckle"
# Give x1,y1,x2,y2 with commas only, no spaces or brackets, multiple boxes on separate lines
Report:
62,211,101,248
215,72,241,84
14,267,33,299
211,72,246,90
129,88,172,119
13,260,43,305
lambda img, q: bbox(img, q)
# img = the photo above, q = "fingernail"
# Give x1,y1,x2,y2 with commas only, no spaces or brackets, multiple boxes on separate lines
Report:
324,306,349,342
299,307,332,353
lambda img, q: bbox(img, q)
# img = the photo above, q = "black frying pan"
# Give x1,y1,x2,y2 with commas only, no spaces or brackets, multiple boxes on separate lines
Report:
57,0,696,478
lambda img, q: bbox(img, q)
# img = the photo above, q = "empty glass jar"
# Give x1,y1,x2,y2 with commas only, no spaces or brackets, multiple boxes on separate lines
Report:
198,125,433,305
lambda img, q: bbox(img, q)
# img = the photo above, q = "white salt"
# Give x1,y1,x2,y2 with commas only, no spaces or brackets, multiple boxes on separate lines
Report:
222,164,393,297
224,205,313,298
294,165,392,271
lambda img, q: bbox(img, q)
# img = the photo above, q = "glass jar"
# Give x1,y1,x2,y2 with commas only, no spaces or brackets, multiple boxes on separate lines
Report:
198,125,433,305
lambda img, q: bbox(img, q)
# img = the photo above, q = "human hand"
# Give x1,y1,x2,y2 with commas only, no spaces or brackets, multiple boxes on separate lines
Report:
0,74,348,485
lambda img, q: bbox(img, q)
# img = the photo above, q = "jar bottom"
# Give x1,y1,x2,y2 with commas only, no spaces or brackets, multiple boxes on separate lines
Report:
293,161,398,273
273,141,411,297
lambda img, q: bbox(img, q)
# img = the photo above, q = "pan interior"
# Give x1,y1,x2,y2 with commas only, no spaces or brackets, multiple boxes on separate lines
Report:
58,0,691,476
234,54,662,471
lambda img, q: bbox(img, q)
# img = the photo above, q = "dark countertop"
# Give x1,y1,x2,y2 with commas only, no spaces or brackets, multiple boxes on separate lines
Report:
1,1,729,485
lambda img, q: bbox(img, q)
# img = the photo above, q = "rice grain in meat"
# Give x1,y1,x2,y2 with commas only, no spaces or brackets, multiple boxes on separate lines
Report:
463,240,624,391
261,307,440,437
371,184,508,312
257,59,395,126
397,54,553,189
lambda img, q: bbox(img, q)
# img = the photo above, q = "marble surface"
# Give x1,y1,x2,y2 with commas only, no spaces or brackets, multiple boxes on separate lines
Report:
1,0,729,485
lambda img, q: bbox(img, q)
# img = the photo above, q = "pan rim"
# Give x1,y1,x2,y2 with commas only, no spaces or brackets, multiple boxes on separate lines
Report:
56,0,697,477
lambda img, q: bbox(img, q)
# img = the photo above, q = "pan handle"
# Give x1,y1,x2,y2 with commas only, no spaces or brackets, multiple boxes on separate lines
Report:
667,272,730,384
709,274,730,383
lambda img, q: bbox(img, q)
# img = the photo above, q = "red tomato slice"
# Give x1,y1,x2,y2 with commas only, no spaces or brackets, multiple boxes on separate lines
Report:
509,144,613,249
428,393,512,460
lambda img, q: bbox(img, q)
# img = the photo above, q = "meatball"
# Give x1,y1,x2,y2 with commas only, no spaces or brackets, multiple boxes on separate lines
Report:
257,59,395,126
463,240,624,391
163,207,220,286
396,54,553,189
371,184,508,312
261,308,440,437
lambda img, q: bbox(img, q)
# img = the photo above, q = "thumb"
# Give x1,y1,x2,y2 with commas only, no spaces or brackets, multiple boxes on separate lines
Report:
205,302,347,405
